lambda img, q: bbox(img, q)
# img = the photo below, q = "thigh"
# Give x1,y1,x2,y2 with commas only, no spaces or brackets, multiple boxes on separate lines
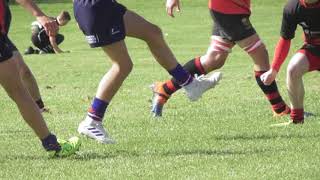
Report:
0,57,22,92
123,10,158,39
101,40,131,64
288,52,309,75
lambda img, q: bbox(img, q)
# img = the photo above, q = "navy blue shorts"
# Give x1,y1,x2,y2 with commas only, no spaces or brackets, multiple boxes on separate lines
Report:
0,35,18,62
73,0,127,48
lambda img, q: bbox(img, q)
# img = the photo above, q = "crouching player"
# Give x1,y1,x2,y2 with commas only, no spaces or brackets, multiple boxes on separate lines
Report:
150,0,290,117
261,0,320,124
25,11,71,54
1,0,80,156
73,0,218,143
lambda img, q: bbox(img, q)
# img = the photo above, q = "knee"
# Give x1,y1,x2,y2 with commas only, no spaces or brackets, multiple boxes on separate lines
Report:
287,63,303,80
115,60,133,77
202,52,227,70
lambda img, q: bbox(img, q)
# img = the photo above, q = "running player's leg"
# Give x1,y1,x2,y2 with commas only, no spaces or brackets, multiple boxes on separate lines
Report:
149,10,235,116
74,0,133,143
13,51,46,111
286,48,320,123
286,53,308,123
150,35,233,116
1,59,80,156
124,10,216,101
232,15,289,116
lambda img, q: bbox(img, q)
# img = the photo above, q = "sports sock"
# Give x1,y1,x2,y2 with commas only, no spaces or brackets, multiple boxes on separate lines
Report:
36,98,45,109
290,109,304,123
87,97,109,121
164,57,206,95
168,64,193,86
255,71,287,113
41,133,61,152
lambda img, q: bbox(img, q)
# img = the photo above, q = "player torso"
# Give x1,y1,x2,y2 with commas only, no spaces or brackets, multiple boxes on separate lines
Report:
283,0,320,45
31,21,48,41
209,0,251,15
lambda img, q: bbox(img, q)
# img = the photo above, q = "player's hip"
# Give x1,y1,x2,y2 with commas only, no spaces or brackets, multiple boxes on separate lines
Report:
210,9,256,42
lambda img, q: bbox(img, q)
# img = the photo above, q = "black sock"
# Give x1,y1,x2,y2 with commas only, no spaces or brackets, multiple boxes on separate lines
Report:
41,134,61,152
36,99,44,109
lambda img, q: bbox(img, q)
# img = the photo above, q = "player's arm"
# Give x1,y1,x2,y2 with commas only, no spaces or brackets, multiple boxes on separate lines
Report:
261,4,298,85
49,35,64,53
166,0,181,17
15,0,58,36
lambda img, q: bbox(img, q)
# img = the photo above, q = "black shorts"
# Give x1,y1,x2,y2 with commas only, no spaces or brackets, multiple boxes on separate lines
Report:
0,35,18,62
31,33,64,53
73,0,127,48
300,44,320,57
210,10,256,42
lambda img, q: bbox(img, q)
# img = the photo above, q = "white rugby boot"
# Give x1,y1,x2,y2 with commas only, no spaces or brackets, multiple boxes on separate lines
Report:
78,116,115,144
183,72,222,101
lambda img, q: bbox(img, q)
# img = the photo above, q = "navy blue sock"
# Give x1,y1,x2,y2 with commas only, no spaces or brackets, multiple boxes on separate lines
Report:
168,64,192,86
41,134,61,152
87,97,109,121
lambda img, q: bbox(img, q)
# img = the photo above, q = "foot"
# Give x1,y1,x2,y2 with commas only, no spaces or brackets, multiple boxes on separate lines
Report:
183,72,222,101
49,136,81,157
150,82,170,117
24,46,35,55
78,116,115,144
273,105,290,117
40,107,50,113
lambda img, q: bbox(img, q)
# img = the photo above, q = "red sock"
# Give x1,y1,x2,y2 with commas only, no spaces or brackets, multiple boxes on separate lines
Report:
290,109,304,124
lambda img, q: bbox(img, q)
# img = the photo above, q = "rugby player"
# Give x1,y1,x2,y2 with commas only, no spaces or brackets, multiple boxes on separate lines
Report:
24,11,71,54
261,0,320,124
1,0,80,156
150,0,290,117
73,0,220,144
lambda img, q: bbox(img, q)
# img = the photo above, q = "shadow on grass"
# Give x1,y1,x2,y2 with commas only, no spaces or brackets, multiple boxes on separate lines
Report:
3,132,318,161
0,129,30,137
72,147,277,161
214,133,320,141
1,146,278,162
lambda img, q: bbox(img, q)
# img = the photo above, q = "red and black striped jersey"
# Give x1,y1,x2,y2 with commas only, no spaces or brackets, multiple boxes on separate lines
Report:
209,0,250,15
281,0,320,45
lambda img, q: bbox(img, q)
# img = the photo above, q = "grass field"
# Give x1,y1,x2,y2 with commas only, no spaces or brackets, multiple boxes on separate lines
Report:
1,0,320,179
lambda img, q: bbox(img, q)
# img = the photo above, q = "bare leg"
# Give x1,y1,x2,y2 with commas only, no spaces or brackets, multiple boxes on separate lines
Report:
237,33,288,114
200,36,233,72
286,53,309,109
0,58,49,139
14,51,42,101
96,41,133,102
123,10,178,70
236,34,270,71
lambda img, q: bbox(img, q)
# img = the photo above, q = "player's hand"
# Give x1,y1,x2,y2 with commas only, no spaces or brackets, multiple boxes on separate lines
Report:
166,0,181,18
37,16,58,37
260,69,278,85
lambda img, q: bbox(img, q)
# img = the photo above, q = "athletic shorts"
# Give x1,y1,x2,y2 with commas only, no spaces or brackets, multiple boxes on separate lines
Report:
0,35,17,62
73,0,127,48
31,33,64,53
297,44,320,72
210,10,256,42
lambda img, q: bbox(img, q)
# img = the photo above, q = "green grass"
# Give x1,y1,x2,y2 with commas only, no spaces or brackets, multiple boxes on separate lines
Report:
1,0,320,179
